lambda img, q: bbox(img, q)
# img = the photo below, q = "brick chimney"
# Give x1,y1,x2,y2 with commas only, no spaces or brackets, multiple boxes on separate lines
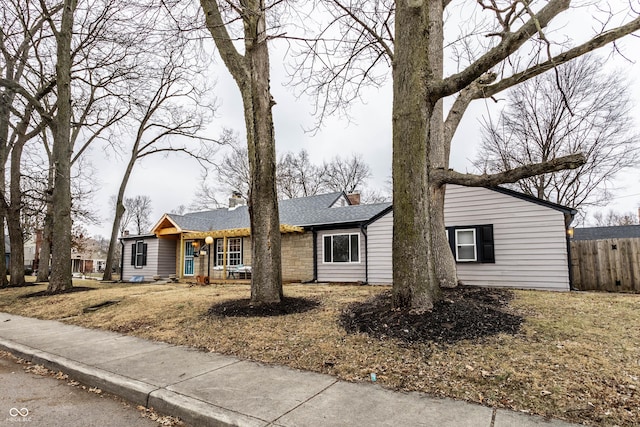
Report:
228,191,246,209
347,192,361,206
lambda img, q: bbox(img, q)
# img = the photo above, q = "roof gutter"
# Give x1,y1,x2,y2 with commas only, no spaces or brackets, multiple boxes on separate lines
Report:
360,224,368,284
564,210,577,291
119,238,125,282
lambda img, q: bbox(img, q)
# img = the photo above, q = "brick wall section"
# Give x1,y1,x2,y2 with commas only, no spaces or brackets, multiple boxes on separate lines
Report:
281,232,314,282
173,233,313,282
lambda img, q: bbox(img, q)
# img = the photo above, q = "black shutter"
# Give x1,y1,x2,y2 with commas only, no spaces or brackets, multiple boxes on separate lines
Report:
213,239,219,266
477,225,495,263
142,243,148,266
131,243,136,265
446,227,455,255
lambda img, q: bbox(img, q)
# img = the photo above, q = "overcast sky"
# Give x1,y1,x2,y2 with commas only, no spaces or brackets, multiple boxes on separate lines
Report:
82,7,640,238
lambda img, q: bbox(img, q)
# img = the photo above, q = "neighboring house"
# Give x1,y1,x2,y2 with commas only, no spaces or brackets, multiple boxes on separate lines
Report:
71,237,108,274
121,185,576,291
570,225,640,292
24,236,37,271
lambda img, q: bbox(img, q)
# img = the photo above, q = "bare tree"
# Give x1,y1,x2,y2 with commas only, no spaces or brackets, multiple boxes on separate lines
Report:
277,150,325,198
45,0,76,293
475,54,639,211
125,195,153,235
0,0,60,286
197,137,381,206
291,1,640,311
322,153,371,193
102,44,216,281
592,210,640,226
200,0,285,304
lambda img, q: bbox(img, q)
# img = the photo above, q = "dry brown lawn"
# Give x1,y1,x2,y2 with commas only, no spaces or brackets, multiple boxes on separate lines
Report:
1,280,639,426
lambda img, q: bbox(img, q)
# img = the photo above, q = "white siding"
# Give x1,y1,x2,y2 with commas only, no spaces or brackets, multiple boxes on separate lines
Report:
367,211,393,284
122,237,162,281
157,238,177,277
330,194,350,208
364,185,571,291
445,185,570,291
317,228,366,282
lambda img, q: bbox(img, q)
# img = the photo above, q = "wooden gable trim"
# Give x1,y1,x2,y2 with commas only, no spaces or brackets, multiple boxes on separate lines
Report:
152,214,184,236
182,224,304,240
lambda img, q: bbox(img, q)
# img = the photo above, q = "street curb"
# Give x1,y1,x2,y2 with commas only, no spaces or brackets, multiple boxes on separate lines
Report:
149,388,266,427
0,338,265,427
0,338,156,407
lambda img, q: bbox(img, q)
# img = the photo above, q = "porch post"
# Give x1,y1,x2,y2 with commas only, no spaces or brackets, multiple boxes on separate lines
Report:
179,234,184,280
222,235,227,280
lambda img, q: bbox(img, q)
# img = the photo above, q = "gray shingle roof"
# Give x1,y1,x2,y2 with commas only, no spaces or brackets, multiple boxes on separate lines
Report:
167,192,391,232
572,225,640,241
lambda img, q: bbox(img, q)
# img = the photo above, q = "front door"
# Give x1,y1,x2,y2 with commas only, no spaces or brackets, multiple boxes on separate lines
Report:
184,241,194,276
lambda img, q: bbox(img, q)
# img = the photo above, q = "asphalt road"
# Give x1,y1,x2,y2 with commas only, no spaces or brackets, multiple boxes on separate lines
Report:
0,352,177,427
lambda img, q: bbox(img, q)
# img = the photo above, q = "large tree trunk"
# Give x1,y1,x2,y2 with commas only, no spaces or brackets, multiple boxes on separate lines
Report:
243,3,282,304
201,0,283,304
0,91,10,287
36,208,53,282
7,138,26,286
426,1,458,290
392,0,457,310
103,158,136,281
36,168,54,283
391,1,440,312
0,224,6,287
47,0,76,293
102,202,124,281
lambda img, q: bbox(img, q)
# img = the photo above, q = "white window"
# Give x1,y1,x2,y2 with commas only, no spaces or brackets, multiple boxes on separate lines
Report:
323,233,360,263
215,238,243,266
455,229,477,262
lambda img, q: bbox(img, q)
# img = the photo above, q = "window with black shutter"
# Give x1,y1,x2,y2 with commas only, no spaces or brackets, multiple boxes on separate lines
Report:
445,225,495,264
131,241,148,268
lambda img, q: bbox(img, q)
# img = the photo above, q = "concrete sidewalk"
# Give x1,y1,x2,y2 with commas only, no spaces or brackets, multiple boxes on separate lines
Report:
0,312,579,427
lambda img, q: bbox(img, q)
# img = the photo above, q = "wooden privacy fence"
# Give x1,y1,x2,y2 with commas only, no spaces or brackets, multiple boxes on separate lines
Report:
570,238,640,292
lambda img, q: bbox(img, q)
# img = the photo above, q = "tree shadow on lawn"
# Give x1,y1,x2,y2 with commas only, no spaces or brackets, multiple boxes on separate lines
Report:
340,286,523,345
20,287,97,299
207,296,321,317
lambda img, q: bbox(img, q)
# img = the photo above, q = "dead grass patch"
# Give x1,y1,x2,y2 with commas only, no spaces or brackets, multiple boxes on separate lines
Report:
1,281,639,425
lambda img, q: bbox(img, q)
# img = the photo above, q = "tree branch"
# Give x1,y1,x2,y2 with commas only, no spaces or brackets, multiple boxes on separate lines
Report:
200,0,248,83
478,16,640,98
432,153,586,187
331,0,394,61
436,0,570,98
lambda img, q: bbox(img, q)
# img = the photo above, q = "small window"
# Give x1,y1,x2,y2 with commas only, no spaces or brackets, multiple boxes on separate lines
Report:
455,229,477,262
446,224,495,264
323,233,360,263
131,241,147,268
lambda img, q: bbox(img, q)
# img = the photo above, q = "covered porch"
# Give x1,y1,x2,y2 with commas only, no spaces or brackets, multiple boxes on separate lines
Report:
178,225,305,284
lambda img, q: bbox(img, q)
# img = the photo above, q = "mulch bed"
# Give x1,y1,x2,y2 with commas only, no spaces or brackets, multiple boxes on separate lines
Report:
207,296,321,317
20,287,96,299
340,286,523,344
